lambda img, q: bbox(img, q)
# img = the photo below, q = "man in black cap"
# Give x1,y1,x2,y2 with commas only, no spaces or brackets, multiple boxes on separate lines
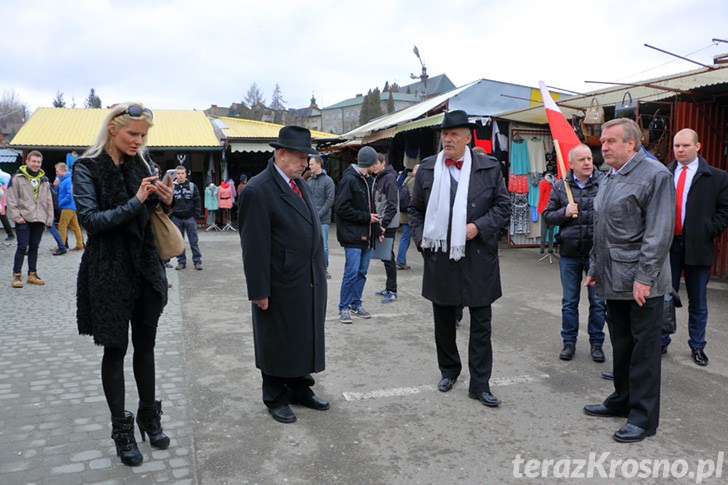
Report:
409,110,510,407
335,146,380,323
238,125,329,424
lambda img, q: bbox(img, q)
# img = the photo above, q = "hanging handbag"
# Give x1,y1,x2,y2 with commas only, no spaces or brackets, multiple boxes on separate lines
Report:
145,160,185,260
583,98,605,125
150,203,185,260
614,91,637,120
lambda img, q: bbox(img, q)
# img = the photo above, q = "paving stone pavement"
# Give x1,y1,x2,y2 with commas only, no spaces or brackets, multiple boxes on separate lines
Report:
0,235,196,485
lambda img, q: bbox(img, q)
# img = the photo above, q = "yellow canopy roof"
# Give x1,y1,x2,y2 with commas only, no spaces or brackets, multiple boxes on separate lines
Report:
216,116,336,139
11,107,222,150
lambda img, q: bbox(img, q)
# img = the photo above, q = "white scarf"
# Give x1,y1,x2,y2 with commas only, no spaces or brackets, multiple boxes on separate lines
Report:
422,149,471,260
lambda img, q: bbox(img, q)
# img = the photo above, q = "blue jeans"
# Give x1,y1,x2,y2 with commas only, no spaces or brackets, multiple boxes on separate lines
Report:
559,255,606,345
47,223,66,250
14,222,45,274
320,223,329,270
172,216,202,265
339,247,372,311
662,239,710,350
396,223,411,265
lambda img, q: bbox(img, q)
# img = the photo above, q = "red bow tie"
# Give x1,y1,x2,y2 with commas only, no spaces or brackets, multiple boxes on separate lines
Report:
445,158,463,169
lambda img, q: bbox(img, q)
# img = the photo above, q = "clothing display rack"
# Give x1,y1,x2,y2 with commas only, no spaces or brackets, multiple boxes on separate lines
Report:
220,208,235,231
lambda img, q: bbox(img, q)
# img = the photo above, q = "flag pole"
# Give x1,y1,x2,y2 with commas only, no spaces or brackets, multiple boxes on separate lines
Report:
553,139,577,218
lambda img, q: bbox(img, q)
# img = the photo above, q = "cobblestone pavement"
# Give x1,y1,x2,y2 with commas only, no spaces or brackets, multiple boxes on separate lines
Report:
0,234,195,484
2,228,728,484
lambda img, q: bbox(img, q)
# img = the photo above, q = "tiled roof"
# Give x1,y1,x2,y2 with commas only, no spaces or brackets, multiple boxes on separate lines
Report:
215,116,336,139
10,108,222,150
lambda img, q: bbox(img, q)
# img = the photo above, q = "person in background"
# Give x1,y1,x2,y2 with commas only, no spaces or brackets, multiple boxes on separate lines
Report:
409,110,510,408
371,152,400,303
542,143,606,363
306,155,335,279
335,146,379,323
583,118,674,443
171,165,203,270
55,162,85,252
0,166,14,240
396,164,418,270
6,150,53,288
73,102,174,466
660,128,728,366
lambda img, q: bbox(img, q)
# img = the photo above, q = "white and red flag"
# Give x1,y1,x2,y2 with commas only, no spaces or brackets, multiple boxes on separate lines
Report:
539,81,578,179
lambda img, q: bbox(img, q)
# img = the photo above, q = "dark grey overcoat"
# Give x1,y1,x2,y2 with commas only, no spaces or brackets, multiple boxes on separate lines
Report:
409,149,510,307
238,160,326,377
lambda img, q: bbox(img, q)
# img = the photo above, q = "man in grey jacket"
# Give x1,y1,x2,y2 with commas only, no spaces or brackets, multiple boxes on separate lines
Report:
306,155,335,278
583,118,674,443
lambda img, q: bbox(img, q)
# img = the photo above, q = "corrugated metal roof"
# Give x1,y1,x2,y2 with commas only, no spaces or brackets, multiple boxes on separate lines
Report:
10,108,222,150
216,116,336,140
0,148,21,164
229,142,274,153
494,65,728,124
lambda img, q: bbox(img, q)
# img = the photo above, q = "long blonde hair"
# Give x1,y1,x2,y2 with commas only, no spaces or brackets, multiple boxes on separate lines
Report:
83,102,154,162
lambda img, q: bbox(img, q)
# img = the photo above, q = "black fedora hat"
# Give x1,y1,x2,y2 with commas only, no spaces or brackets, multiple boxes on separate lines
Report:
441,110,475,130
269,125,318,154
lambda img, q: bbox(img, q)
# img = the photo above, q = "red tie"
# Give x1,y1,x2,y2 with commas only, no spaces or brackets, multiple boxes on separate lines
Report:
445,158,463,169
675,165,688,235
290,179,303,199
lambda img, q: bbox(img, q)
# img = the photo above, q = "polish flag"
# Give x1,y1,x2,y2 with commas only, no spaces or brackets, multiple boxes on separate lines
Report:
539,81,576,179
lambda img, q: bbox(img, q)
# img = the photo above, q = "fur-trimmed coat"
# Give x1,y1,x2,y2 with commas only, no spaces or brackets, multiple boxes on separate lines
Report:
73,152,168,347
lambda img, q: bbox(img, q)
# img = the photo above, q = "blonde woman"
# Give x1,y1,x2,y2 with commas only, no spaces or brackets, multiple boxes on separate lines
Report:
73,103,174,466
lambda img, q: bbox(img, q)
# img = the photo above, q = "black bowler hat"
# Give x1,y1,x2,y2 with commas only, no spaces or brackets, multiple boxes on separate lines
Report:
441,110,475,130
269,125,318,154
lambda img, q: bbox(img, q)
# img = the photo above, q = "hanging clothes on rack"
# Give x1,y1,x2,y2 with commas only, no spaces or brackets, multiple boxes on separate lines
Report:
526,136,547,174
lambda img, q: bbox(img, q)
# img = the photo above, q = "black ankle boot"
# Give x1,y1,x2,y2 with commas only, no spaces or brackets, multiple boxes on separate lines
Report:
136,400,170,449
111,411,143,466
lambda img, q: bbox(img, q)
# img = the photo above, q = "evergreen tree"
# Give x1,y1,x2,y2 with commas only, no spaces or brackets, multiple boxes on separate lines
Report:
270,83,286,124
370,87,383,119
383,81,390,92
359,89,373,125
387,91,395,113
84,88,102,108
52,91,66,108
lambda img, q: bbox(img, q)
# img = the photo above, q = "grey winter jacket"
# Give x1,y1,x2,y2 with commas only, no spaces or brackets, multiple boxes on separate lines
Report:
305,169,335,224
588,149,674,300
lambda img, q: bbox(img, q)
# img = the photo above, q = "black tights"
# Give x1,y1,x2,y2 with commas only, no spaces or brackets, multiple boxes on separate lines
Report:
102,284,162,418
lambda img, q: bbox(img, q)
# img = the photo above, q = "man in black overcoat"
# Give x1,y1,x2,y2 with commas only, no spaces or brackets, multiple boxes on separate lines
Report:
238,126,329,424
409,110,510,408
660,128,728,366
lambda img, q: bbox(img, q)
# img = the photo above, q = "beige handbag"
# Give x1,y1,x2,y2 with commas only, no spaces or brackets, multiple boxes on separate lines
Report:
144,159,184,260
583,98,605,125
150,203,185,260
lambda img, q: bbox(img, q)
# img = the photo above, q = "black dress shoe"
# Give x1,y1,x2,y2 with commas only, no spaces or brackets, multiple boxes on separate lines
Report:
290,394,330,411
583,404,628,418
692,348,709,366
268,405,297,423
613,423,656,443
559,344,575,361
600,371,614,380
468,391,501,407
437,377,456,392
590,345,605,363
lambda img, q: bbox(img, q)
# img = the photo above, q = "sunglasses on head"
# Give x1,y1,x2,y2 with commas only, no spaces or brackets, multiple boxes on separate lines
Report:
114,105,153,120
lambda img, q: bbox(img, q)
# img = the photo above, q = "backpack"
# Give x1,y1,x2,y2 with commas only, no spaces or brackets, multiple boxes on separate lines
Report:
398,182,410,213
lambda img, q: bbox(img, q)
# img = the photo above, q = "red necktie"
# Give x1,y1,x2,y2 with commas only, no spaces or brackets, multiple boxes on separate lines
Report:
445,158,463,169
290,179,303,199
675,165,688,235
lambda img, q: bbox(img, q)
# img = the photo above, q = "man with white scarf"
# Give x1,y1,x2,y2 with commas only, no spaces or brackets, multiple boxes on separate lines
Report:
409,110,510,407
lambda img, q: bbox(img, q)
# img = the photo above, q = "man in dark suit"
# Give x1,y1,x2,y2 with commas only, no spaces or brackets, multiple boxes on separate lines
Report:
584,118,674,443
409,110,510,408
238,126,329,424
660,128,728,366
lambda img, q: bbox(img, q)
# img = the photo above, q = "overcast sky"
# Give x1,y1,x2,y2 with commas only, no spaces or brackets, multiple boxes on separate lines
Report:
3,0,728,114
